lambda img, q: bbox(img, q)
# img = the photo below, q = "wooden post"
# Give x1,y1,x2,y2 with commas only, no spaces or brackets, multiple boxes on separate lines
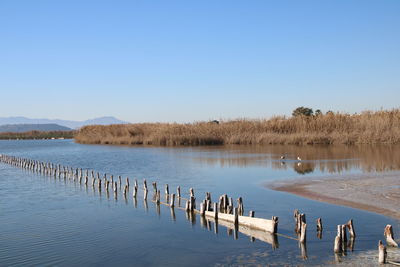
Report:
334,235,342,253
156,190,160,205
170,193,175,207
189,188,194,197
200,202,205,216
213,202,218,220
233,207,239,227
249,210,255,217
237,197,244,215
126,177,130,187
177,186,181,198
114,182,117,194
378,240,387,264
185,200,190,211
300,222,307,243
143,189,148,200
316,218,323,231
152,182,157,192
165,184,169,195
341,224,347,243
133,185,138,198
143,179,147,191
346,219,355,238
123,185,128,196
384,224,398,247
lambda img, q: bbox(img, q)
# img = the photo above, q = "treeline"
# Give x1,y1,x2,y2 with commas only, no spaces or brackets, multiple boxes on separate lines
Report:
0,130,75,140
75,109,400,146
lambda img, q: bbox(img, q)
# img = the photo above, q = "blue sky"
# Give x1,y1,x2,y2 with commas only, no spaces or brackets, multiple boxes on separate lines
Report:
0,0,399,122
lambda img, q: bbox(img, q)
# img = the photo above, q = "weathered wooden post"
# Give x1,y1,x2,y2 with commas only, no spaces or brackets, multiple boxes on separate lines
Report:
384,224,398,247
200,202,205,216
185,200,190,211
98,179,102,190
346,219,355,238
249,210,255,217
152,182,157,192
143,189,148,200
156,190,160,205
189,188,194,197
114,182,117,194
170,193,175,207
300,222,307,243
237,197,244,215
341,224,348,245
123,185,128,196
143,179,147,191
133,184,138,198
378,240,387,264
334,225,342,253
176,186,181,198
165,184,169,195
118,176,122,188
316,218,323,231
126,177,130,187
233,207,239,228
213,202,218,220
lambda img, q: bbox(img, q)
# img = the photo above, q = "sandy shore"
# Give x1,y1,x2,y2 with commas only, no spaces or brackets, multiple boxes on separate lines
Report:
268,172,400,220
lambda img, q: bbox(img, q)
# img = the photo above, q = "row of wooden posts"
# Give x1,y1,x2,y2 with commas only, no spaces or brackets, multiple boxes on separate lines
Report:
1,153,398,264
0,154,278,235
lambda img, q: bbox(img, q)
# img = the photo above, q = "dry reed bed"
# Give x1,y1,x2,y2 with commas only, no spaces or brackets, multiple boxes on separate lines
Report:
75,110,400,146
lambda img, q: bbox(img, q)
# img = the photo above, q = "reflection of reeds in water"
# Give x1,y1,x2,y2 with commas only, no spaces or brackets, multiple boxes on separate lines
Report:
75,109,400,146
191,145,400,173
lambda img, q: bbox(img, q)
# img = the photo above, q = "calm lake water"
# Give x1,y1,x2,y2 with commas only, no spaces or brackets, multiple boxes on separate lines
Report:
0,140,399,266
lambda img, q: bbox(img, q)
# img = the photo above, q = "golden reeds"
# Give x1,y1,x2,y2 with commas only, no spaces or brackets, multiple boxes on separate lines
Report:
74,109,400,146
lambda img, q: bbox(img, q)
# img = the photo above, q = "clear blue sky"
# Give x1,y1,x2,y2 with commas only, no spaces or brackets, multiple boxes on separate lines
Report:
1,0,399,122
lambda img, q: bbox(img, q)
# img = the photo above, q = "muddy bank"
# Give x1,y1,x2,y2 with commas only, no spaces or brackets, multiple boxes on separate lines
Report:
268,172,400,220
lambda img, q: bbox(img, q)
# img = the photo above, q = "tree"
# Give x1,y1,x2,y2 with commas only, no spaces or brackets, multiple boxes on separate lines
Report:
292,106,314,117
315,109,322,116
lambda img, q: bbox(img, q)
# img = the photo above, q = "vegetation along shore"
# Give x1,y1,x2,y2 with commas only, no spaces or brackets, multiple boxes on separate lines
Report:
75,109,400,146
0,130,75,140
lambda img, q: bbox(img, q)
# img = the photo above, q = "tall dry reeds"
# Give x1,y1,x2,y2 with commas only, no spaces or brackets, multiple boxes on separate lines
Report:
74,109,400,146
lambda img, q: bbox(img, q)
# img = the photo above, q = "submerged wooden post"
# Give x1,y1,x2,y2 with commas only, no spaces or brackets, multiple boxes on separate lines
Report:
378,240,387,264
237,197,244,215
185,200,190,211
114,182,118,194
133,185,138,198
126,177,130,187
177,186,181,198
384,224,398,247
143,179,147,191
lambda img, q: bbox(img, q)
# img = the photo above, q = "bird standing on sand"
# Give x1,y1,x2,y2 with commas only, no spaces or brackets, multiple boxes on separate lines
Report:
297,156,302,161
280,155,285,160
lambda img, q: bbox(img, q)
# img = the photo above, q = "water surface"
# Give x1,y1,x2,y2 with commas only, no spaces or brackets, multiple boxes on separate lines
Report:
0,140,399,266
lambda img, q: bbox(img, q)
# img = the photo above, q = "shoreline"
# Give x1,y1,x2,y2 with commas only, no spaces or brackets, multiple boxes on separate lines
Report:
267,172,400,220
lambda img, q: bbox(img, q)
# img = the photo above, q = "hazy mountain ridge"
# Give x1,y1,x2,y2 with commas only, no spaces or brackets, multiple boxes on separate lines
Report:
0,124,72,133
0,116,128,129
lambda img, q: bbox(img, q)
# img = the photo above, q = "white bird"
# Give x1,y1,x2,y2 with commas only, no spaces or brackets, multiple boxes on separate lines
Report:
297,156,302,161
280,155,285,160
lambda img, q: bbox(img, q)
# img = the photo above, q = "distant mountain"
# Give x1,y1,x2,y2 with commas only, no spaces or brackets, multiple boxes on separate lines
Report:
0,124,72,133
0,116,128,129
